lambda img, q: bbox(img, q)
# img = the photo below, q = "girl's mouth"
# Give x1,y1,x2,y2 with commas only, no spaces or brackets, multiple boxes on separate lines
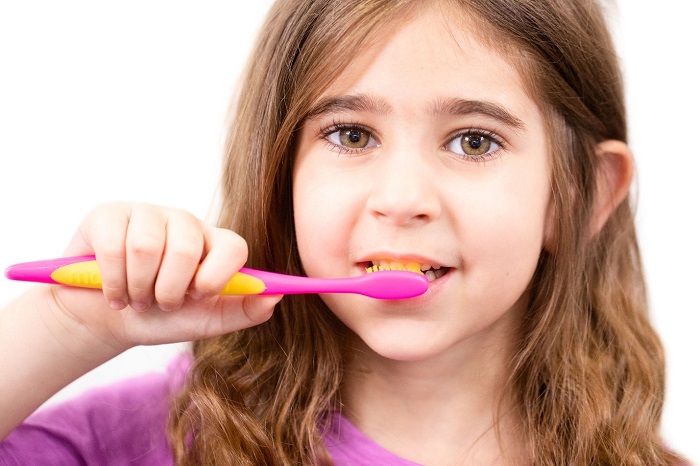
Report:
363,259,451,283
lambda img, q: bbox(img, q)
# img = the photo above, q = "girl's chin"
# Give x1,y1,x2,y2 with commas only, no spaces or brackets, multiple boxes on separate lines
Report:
346,320,457,363
360,338,452,364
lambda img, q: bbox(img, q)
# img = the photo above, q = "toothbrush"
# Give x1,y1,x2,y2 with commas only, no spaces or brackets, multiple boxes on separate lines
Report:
4,255,429,300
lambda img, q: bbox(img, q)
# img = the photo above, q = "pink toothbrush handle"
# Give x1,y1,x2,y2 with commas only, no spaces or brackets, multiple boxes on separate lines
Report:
3,255,94,285
5,256,428,299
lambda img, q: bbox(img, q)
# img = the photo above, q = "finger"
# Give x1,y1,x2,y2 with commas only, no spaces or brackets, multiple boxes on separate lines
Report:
188,226,248,300
238,294,281,328
81,203,131,309
189,294,281,339
153,210,204,311
124,204,167,312
118,294,282,346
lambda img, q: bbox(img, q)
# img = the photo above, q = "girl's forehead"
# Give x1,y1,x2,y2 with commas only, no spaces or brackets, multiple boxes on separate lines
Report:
309,6,537,123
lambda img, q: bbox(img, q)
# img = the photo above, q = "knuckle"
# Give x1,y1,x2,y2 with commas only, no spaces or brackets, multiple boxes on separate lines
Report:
102,282,126,295
216,229,248,262
126,234,162,259
191,279,219,296
229,232,248,256
168,242,202,264
168,231,204,263
127,281,155,298
169,208,200,230
170,207,194,219
99,246,127,264
101,284,127,303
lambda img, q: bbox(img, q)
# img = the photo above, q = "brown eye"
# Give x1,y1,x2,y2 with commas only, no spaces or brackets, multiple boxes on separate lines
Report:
339,128,370,148
446,131,502,159
326,125,378,152
461,135,491,156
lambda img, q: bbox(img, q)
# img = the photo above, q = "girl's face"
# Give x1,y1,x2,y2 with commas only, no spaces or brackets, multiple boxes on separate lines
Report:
293,8,552,363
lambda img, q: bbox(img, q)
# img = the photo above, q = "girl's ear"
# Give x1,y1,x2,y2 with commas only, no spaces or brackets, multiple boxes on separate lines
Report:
591,139,634,235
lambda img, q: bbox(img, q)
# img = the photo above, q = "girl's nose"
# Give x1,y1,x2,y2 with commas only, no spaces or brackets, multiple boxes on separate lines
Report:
365,153,441,226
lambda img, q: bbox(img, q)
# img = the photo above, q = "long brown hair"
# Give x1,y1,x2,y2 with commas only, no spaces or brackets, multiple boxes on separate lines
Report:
169,0,683,464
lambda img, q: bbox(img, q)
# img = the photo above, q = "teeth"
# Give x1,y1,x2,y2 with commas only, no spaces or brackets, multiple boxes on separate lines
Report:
365,259,447,279
423,268,448,282
366,260,422,274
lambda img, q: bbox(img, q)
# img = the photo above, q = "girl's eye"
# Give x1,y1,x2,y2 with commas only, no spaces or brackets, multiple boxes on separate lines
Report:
325,126,378,151
445,131,502,159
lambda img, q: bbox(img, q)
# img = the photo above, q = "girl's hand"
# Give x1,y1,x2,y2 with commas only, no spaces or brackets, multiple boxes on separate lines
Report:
42,202,281,355
0,201,281,439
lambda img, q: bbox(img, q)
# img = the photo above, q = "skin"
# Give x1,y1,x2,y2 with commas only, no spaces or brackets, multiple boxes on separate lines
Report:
293,7,551,464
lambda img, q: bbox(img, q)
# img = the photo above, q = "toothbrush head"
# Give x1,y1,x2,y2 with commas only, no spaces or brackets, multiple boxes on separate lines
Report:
357,269,428,299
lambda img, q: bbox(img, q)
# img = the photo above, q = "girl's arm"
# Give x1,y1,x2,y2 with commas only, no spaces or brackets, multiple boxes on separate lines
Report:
0,286,126,440
0,202,281,440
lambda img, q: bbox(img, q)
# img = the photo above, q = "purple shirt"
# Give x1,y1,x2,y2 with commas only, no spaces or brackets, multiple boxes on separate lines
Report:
0,356,419,465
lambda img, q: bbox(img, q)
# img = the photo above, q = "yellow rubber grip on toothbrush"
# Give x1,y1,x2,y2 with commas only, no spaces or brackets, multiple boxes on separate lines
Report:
51,260,104,289
50,259,267,294
219,271,266,294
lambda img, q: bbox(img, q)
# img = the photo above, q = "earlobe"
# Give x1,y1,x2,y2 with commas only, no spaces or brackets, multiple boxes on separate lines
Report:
591,140,634,235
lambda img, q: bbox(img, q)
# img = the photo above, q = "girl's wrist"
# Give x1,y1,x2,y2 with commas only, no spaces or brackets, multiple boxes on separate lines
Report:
32,286,131,363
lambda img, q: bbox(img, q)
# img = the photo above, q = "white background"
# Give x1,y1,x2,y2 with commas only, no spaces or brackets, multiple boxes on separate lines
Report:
0,1,697,462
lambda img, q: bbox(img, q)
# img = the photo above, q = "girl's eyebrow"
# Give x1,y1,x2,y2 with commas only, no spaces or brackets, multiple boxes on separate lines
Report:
305,94,391,119
433,97,525,129
304,93,525,129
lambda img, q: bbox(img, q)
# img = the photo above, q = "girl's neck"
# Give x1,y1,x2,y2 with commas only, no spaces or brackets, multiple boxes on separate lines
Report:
339,309,528,465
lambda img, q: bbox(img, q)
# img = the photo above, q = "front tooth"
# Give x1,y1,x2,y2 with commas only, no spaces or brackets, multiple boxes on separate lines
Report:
424,270,437,281
405,262,421,273
421,264,431,271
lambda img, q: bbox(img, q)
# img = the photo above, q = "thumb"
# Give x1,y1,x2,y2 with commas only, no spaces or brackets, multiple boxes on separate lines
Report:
234,294,283,329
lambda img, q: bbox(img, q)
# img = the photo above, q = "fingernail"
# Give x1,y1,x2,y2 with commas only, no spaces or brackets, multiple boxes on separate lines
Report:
109,299,126,310
130,301,148,312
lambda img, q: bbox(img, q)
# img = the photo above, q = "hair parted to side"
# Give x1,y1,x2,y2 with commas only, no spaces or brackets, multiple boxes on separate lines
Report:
168,0,684,464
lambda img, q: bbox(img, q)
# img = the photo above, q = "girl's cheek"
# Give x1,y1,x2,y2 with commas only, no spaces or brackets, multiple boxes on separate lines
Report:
293,173,363,275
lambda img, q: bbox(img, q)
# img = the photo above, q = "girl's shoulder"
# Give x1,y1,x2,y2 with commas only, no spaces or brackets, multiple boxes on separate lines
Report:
0,353,191,466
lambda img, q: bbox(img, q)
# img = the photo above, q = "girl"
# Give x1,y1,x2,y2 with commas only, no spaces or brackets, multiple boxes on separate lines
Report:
0,0,687,464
